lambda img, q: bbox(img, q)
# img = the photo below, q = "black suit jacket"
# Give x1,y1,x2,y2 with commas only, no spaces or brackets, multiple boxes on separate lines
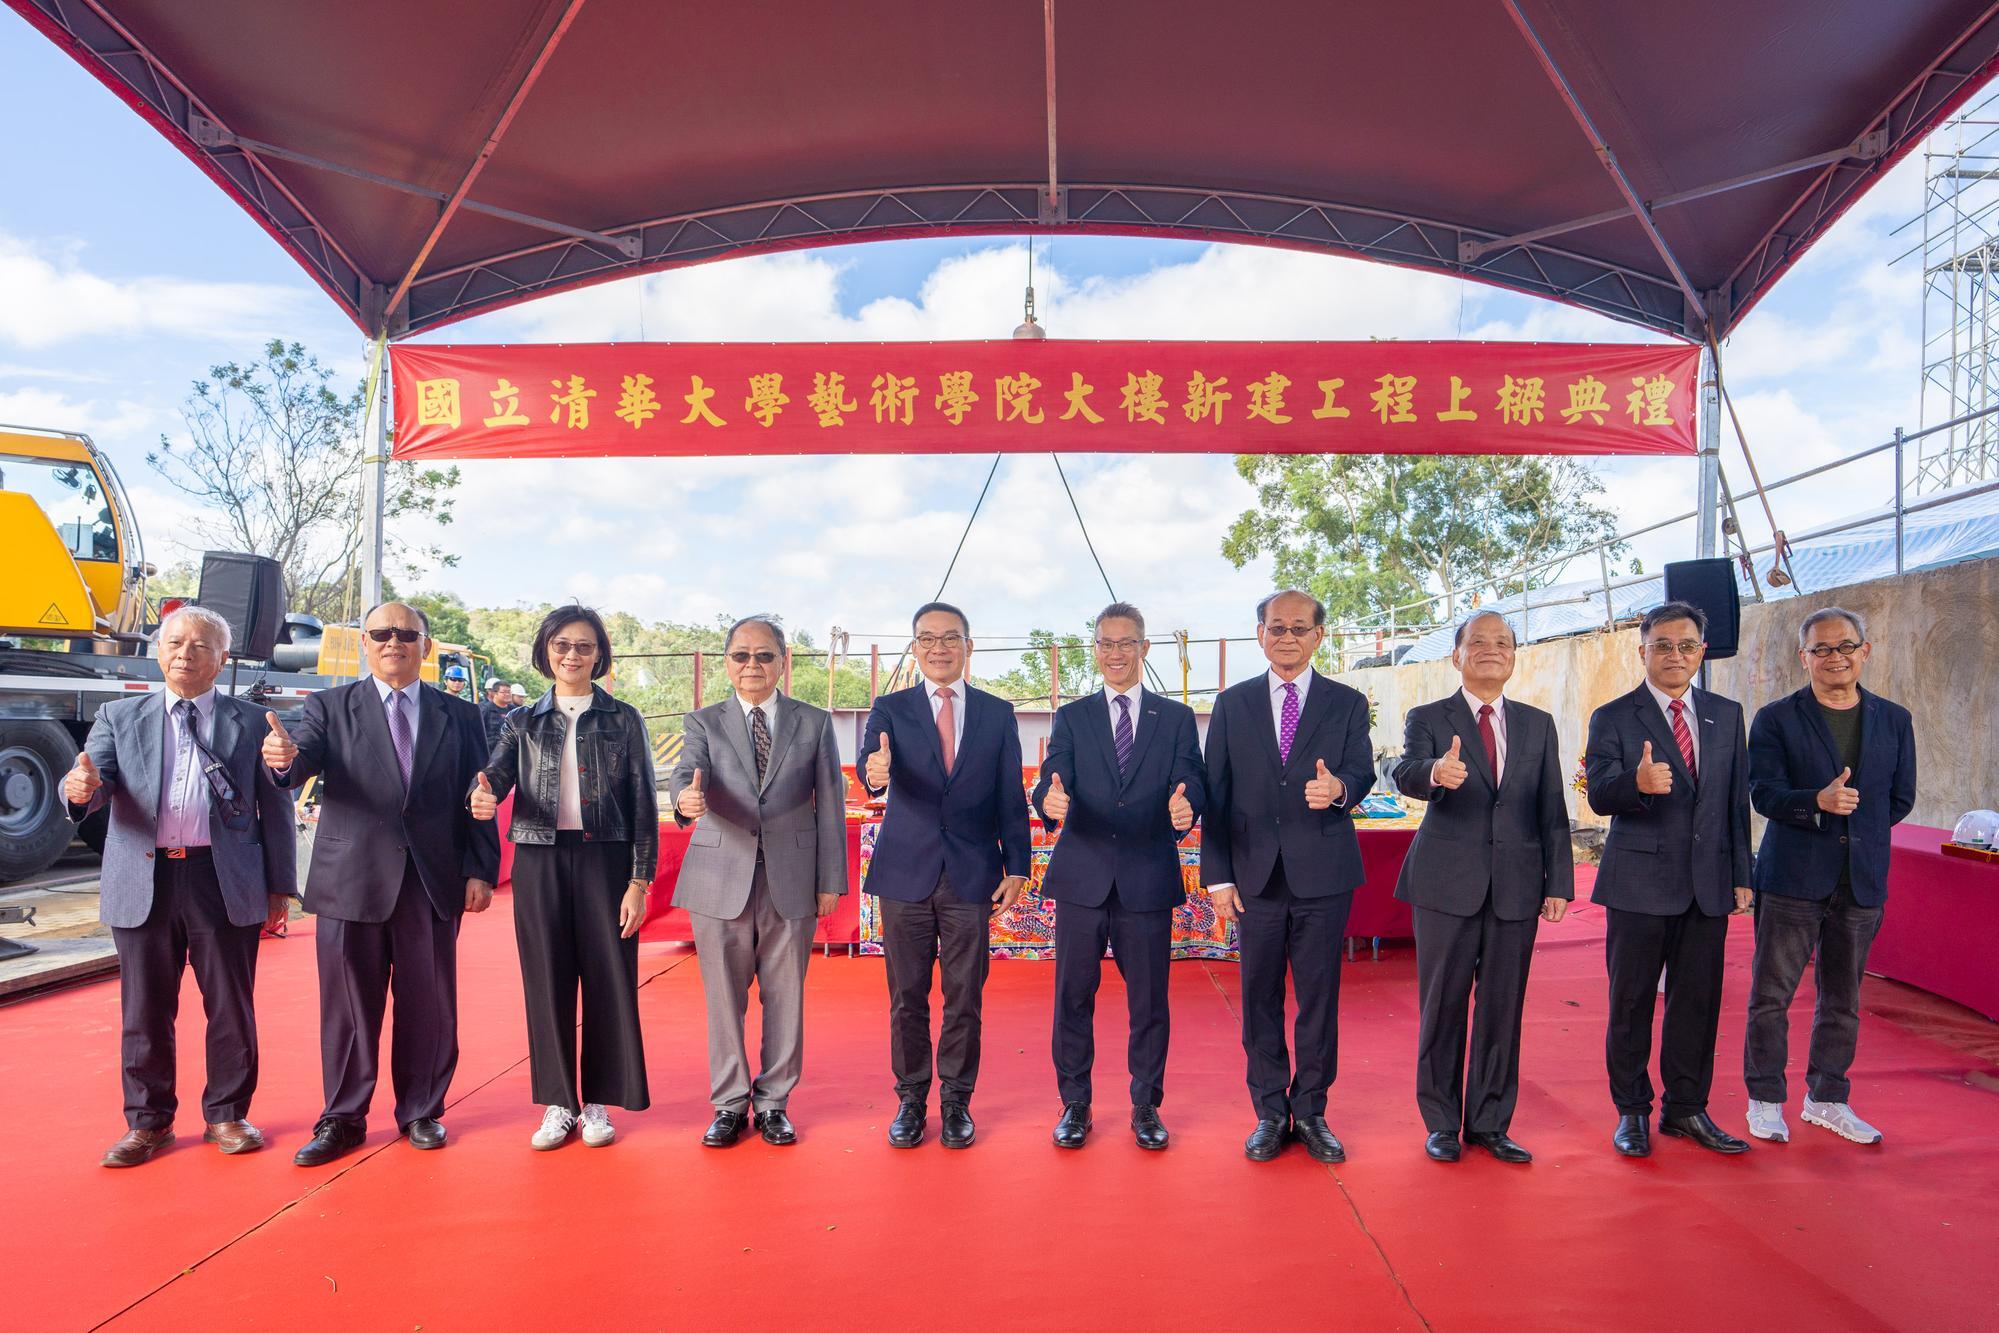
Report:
1748,685,1917,907
273,678,500,922
1584,682,1751,918
1031,689,1208,911
1198,670,1375,898
1391,694,1575,920
858,682,1032,904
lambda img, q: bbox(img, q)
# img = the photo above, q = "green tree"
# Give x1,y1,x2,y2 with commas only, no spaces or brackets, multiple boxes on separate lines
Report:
148,340,460,620
986,627,1099,702
1222,454,1625,626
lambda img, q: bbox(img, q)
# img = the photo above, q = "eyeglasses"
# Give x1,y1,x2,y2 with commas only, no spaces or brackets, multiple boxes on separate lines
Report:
1805,641,1863,659
549,638,598,660
1262,625,1321,639
729,650,778,664
1644,639,1704,657
366,627,423,644
915,634,966,650
1094,638,1143,653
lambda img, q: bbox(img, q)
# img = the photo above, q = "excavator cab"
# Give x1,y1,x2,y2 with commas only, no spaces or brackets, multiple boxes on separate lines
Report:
0,427,150,647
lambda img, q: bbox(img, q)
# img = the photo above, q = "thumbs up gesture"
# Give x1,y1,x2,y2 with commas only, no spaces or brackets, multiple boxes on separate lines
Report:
1816,765,1859,816
262,711,298,769
64,751,101,805
676,767,708,819
1304,757,1343,810
1635,740,1675,795
1167,781,1194,833
1432,735,1469,791
469,771,498,821
1041,771,1071,822
865,734,892,791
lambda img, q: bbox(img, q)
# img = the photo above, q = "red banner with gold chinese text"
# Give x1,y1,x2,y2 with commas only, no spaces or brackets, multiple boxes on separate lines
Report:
389,340,1698,460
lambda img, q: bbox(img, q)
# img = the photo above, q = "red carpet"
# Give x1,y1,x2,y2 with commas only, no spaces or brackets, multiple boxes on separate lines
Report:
6,875,1996,1331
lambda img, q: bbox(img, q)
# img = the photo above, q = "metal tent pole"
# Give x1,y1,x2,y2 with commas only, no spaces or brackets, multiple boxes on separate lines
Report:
1696,343,1722,558
359,332,389,617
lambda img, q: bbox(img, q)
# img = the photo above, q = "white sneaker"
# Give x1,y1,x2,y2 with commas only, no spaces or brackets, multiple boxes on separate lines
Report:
579,1103,616,1147
1745,1100,1789,1142
530,1105,577,1150
1801,1098,1883,1144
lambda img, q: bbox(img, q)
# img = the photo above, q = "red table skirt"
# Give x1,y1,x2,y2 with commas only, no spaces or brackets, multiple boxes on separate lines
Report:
637,822,864,946
1867,824,1999,1020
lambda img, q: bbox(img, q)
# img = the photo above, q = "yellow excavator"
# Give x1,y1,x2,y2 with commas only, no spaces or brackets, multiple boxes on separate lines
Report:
0,425,481,881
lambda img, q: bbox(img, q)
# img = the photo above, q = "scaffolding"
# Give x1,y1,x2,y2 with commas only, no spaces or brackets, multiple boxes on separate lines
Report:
1917,105,1999,494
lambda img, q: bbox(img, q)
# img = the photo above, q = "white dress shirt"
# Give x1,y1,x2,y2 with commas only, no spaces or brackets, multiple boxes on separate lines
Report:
1458,687,1507,783
1644,679,1701,771
1104,682,1143,743
372,675,423,750
1266,667,1310,736
737,691,780,784
923,675,967,753
157,688,217,849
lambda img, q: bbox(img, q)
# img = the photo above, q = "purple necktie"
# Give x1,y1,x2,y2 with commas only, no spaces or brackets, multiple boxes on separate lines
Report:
1113,694,1134,775
1278,680,1300,764
389,687,415,791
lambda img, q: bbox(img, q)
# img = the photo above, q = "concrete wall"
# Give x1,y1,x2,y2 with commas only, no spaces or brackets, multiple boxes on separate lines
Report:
1334,556,1998,833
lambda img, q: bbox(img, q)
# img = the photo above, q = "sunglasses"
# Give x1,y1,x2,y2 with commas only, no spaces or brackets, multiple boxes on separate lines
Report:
1262,625,1320,639
729,650,779,664
366,627,423,644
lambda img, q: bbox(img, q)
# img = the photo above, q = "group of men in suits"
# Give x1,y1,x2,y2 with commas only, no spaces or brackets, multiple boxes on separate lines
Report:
72,589,1914,1168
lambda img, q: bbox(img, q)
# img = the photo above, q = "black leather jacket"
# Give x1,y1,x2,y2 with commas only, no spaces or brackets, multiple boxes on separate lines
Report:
478,685,659,883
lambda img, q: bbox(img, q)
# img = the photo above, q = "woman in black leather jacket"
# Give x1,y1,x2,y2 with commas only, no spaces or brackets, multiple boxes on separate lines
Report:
470,604,658,1150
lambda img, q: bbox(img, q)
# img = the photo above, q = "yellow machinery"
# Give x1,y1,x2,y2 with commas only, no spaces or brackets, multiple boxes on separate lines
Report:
0,427,150,643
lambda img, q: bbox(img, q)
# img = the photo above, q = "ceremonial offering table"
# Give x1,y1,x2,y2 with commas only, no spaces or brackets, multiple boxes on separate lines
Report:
1867,824,1999,1020
635,817,866,947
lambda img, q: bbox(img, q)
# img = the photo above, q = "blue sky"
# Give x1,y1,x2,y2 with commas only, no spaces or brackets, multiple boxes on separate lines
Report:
0,17,1952,680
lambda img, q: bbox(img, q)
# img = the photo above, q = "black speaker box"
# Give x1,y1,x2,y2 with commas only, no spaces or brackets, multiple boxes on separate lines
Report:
1661,558,1740,660
197,551,285,660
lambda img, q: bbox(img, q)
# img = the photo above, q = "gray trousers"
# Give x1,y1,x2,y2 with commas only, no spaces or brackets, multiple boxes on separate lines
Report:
689,864,816,1114
1743,884,1883,1104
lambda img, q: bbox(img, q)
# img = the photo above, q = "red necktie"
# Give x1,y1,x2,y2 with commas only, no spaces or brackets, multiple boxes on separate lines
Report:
1477,703,1498,781
1669,698,1697,782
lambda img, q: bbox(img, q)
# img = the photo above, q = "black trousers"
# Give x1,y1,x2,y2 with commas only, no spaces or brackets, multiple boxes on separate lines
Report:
316,859,459,1130
513,835,649,1112
1412,900,1539,1135
1743,885,1883,1104
111,851,261,1130
1052,888,1173,1108
1604,903,1729,1119
1237,861,1352,1122
880,877,991,1106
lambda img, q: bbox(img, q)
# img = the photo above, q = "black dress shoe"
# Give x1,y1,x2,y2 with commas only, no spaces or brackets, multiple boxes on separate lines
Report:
405,1118,447,1151
703,1110,748,1147
940,1101,976,1149
1131,1105,1169,1151
1424,1131,1461,1162
294,1117,365,1167
755,1109,796,1145
1295,1114,1346,1164
1613,1113,1651,1157
1052,1102,1092,1149
1466,1130,1533,1164
887,1100,926,1149
1659,1111,1751,1155
1244,1117,1290,1161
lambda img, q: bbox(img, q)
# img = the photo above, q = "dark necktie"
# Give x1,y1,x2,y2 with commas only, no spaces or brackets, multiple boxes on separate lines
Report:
750,704,772,784
1669,697,1697,783
1477,703,1498,781
1277,681,1299,764
388,688,414,792
1113,694,1134,776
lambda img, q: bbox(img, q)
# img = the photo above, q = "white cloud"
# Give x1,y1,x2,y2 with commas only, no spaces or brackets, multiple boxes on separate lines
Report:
0,232,309,348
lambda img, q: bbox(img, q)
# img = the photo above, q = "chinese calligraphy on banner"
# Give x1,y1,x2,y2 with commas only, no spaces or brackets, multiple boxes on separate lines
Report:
389,341,1700,460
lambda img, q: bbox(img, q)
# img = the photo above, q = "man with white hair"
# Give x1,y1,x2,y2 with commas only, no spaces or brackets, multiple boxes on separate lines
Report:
1742,606,1916,1146
65,604,298,1167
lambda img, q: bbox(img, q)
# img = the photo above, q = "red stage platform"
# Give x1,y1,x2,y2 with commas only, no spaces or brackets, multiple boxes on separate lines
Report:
5,870,1996,1331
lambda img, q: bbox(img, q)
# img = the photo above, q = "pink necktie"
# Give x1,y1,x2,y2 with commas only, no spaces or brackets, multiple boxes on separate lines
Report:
935,686,956,774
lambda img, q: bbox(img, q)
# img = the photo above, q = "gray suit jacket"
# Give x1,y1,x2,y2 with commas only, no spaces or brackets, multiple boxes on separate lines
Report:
667,693,848,921
71,690,298,930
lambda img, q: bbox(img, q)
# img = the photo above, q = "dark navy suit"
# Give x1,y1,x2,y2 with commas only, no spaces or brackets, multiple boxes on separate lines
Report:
1584,682,1751,1119
1199,670,1375,1122
1391,693,1573,1136
859,682,1031,1106
1032,688,1207,1108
